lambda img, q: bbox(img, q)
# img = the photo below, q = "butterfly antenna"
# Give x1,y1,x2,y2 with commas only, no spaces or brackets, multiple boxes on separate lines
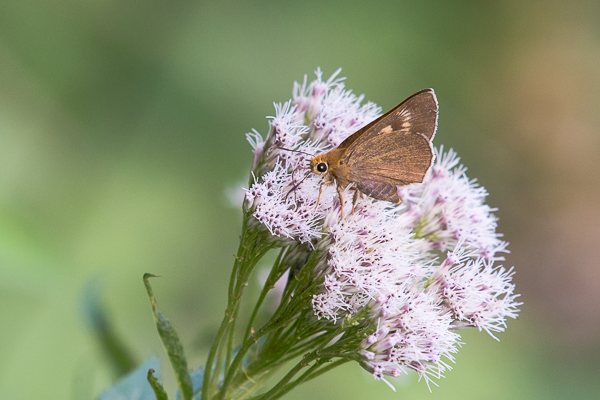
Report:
284,169,312,202
273,146,315,156
290,167,298,203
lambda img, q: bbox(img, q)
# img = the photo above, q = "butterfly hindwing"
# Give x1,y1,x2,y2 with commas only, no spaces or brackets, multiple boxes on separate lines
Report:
353,180,402,203
344,130,434,197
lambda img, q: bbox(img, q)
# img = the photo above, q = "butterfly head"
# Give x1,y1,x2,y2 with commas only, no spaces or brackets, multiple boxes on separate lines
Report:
310,155,329,176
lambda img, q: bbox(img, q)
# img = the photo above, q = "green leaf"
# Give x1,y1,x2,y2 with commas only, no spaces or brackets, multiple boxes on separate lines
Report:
176,367,204,400
82,280,137,377
143,274,193,400
147,368,169,400
98,357,160,400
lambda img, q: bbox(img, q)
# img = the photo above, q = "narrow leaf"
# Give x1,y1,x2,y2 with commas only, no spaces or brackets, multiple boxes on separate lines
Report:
82,280,136,377
176,367,204,400
143,274,193,400
147,368,169,400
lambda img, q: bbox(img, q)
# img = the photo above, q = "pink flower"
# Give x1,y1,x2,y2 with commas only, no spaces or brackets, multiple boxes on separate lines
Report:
244,69,520,388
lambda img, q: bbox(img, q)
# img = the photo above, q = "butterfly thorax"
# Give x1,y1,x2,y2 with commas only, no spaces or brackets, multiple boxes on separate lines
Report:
310,149,349,186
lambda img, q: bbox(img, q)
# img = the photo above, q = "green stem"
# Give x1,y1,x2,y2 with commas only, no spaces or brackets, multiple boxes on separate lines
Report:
220,263,330,399
202,216,272,400
269,358,350,400
263,361,324,400
218,247,290,398
250,319,344,379
203,304,232,398
302,358,349,382
248,355,317,400
243,248,287,342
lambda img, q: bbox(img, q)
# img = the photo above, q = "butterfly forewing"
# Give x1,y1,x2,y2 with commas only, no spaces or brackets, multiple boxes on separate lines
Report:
316,88,439,205
337,88,438,152
392,88,438,140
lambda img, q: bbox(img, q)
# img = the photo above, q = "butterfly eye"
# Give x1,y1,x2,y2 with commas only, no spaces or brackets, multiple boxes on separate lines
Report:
316,162,328,173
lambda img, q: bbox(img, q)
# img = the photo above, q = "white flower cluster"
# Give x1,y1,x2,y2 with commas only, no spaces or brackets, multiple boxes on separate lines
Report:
244,68,380,244
398,148,507,260
312,200,430,321
245,162,332,244
244,69,520,387
360,290,459,389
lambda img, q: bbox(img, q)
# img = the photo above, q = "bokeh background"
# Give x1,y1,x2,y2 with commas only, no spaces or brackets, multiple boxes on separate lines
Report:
1,1,599,399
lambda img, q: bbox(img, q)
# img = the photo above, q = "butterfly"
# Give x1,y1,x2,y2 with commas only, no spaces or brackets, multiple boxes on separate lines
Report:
309,89,438,215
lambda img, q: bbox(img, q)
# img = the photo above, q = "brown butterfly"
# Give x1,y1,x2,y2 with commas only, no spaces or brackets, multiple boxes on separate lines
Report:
309,88,438,215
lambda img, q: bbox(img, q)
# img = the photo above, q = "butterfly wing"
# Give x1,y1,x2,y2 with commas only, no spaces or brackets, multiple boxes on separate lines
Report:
337,88,438,152
343,131,434,202
323,89,438,203
337,89,438,202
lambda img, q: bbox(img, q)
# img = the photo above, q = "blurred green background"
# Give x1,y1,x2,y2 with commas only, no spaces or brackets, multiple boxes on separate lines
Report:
1,0,599,398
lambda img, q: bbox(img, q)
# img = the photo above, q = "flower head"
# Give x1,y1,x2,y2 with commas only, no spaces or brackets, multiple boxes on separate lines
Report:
360,290,460,389
398,147,507,261
245,161,333,244
431,247,521,338
244,69,520,387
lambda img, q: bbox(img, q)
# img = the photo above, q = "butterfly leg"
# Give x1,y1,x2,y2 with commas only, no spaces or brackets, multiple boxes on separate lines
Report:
337,185,345,220
351,188,361,215
315,181,325,209
291,167,298,203
284,168,297,202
